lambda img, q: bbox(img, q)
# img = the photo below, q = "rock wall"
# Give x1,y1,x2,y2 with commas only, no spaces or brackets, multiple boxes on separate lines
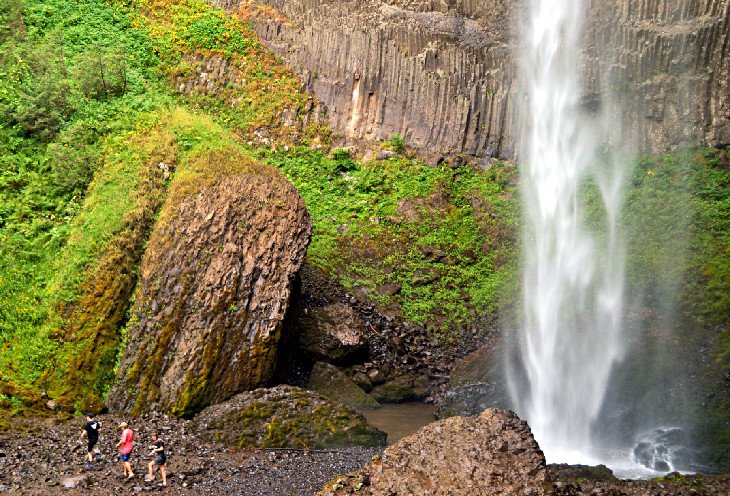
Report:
108,150,311,417
217,0,728,159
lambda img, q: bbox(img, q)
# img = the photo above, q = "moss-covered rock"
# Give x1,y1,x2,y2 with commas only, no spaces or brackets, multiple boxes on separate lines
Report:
192,385,386,449
370,372,430,403
308,362,380,410
108,148,311,417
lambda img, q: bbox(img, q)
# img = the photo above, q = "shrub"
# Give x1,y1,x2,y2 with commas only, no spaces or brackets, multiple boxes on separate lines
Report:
75,47,128,100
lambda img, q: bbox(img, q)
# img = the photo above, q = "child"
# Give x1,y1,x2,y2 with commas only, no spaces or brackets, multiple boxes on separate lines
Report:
147,433,167,486
79,413,100,470
116,422,135,479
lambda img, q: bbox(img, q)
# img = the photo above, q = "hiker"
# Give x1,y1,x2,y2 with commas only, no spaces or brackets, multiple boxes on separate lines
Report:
79,413,100,470
147,433,167,486
116,421,135,479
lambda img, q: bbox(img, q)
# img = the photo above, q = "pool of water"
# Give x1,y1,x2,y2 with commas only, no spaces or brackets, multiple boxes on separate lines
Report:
361,403,437,444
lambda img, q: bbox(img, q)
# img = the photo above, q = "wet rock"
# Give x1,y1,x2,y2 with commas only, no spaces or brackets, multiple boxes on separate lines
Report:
370,373,430,403
548,464,618,483
352,371,373,392
436,382,509,419
109,152,311,416
366,368,386,386
633,428,694,472
449,336,502,387
299,303,369,363
192,385,386,449
308,362,380,410
317,408,554,495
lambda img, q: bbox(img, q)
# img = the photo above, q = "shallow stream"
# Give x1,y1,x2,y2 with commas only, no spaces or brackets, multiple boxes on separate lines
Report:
360,403,437,444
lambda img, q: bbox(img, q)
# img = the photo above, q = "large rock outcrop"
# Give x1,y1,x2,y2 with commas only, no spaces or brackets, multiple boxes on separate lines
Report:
108,149,311,416
215,0,729,159
318,408,554,496
298,303,369,363
192,385,386,448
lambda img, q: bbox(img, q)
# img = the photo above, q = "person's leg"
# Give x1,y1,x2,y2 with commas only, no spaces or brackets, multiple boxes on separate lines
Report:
160,465,167,486
148,461,155,480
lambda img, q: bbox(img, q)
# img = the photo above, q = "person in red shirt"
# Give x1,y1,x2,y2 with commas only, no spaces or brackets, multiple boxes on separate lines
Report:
116,422,135,479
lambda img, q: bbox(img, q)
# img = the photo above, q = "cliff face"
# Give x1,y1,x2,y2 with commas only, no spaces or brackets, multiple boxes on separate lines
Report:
217,0,728,160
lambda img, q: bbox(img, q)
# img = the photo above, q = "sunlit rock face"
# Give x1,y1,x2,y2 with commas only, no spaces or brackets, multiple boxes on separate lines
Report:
317,408,554,496
213,0,728,158
108,155,311,417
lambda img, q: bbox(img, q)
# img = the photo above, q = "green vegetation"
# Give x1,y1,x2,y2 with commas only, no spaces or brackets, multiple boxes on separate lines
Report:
0,0,516,412
257,147,519,330
0,1,727,469
621,148,730,469
0,0,308,411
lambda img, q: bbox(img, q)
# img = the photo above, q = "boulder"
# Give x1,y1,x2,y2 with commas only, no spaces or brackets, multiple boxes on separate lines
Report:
436,382,509,419
108,151,311,416
318,408,554,496
370,373,430,403
309,362,380,410
192,385,386,449
439,336,509,418
298,303,368,363
547,464,618,483
60,475,88,489
450,336,502,387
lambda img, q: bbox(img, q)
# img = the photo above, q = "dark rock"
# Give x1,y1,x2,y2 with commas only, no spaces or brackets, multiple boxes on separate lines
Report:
308,362,380,410
351,372,373,392
548,464,618,483
375,281,401,296
299,303,369,363
436,382,510,419
450,336,502,387
192,385,386,449
366,369,385,386
632,427,693,472
109,151,312,416
370,373,430,403
317,408,554,496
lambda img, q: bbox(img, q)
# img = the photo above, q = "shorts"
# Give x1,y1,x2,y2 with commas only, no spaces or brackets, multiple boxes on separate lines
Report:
121,453,132,462
87,438,98,453
154,456,166,466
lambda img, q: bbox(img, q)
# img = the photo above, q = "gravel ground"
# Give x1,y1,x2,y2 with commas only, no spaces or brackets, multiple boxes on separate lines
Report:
0,413,380,495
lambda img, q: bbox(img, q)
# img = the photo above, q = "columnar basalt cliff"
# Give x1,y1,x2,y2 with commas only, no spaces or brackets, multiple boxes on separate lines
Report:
108,150,311,417
216,0,728,159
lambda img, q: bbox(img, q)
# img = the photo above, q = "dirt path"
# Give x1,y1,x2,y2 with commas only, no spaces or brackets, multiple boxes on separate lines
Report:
0,413,379,495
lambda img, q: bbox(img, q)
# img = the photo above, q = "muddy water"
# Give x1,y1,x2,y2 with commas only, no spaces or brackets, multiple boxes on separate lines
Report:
361,403,437,444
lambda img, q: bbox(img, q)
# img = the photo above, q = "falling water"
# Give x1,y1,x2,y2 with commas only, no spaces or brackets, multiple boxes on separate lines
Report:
508,0,628,464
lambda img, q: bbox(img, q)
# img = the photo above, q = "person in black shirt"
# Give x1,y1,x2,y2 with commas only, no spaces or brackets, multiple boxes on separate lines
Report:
79,413,100,470
147,433,167,486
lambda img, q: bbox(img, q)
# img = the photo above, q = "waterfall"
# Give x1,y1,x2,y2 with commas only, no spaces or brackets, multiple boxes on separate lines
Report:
508,0,628,463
